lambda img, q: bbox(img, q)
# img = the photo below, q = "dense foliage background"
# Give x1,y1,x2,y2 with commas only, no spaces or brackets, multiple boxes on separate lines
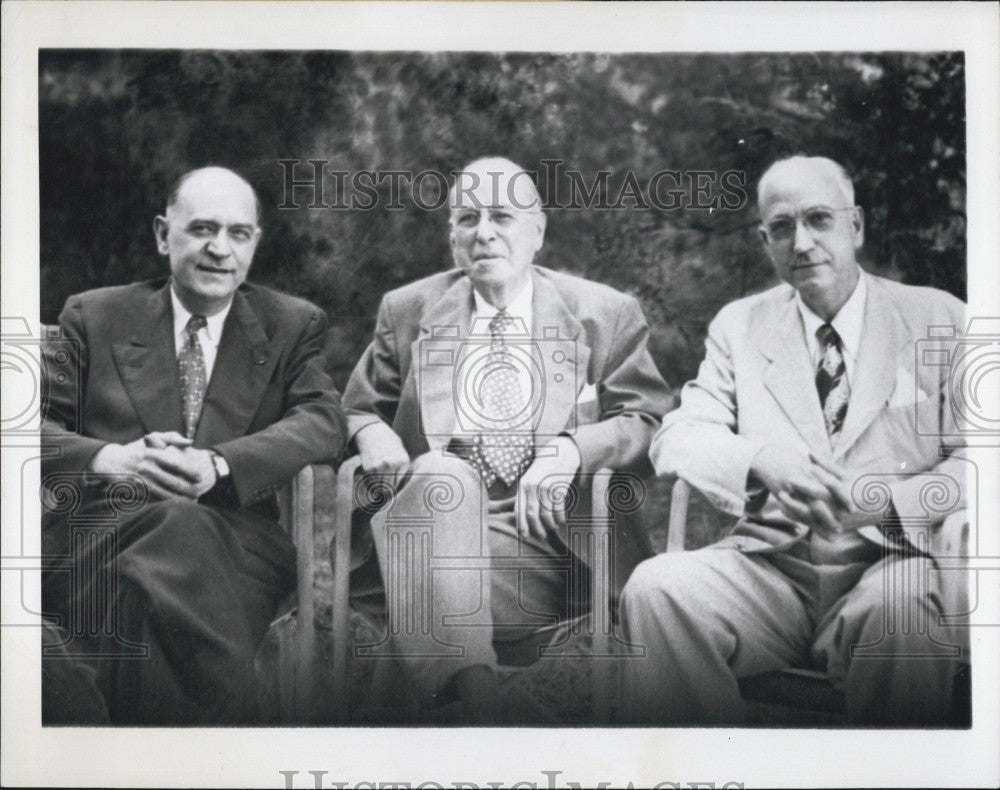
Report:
39,50,966,390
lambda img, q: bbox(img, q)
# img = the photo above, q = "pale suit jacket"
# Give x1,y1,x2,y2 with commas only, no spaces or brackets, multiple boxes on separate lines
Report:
343,265,675,583
651,272,968,559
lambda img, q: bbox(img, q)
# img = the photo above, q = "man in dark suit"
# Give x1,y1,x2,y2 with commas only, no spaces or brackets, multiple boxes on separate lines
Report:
41,166,346,723
621,155,967,725
343,157,673,721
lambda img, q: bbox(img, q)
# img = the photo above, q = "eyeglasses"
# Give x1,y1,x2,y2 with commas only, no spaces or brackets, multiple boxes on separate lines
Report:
761,206,855,243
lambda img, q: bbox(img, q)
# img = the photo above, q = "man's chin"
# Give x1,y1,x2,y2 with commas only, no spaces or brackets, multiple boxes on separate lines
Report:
174,279,241,314
193,283,237,300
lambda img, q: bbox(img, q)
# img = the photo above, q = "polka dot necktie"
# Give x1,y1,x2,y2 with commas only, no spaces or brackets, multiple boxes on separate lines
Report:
177,314,208,439
815,323,850,438
468,309,534,487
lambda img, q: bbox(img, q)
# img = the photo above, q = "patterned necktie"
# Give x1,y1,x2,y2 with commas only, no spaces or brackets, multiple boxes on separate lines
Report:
815,322,850,437
177,314,208,439
468,309,534,487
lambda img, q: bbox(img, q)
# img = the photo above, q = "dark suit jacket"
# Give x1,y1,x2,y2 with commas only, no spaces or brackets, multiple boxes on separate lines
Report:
42,277,346,510
343,265,675,584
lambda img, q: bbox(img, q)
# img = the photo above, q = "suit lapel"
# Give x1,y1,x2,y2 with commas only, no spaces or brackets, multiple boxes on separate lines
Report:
409,269,591,450
758,293,831,453
196,289,278,446
111,284,185,433
531,270,589,441
411,277,475,448
834,278,909,457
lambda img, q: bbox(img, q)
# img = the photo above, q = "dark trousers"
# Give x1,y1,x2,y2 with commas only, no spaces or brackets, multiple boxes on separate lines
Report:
42,497,295,724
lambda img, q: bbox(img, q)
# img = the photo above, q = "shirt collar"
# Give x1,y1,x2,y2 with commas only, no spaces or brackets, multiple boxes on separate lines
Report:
471,276,534,326
795,271,867,361
170,286,231,346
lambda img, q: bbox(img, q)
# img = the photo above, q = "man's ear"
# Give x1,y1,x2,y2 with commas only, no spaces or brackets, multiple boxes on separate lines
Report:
852,206,865,248
153,215,169,255
534,211,547,251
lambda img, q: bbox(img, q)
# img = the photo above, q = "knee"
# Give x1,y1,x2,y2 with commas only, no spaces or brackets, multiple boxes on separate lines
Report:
118,501,233,570
854,557,942,616
621,554,677,612
405,451,481,496
408,450,476,479
146,500,223,536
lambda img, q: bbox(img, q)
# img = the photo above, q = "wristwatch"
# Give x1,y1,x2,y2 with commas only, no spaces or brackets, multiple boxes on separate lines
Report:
208,451,230,483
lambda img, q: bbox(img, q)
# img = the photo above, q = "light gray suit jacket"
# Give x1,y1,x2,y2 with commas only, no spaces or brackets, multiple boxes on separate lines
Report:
651,272,968,557
344,265,674,477
342,265,675,588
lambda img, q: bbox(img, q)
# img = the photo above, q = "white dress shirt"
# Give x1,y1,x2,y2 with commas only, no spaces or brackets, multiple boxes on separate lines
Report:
170,287,232,383
796,271,867,387
471,279,533,335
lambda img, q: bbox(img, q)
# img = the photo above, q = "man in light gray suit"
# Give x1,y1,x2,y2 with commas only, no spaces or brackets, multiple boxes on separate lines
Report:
621,155,967,725
343,157,673,721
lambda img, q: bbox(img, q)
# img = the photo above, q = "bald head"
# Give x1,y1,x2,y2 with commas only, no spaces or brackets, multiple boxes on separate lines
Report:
166,167,262,224
758,156,854,209
449,157,542,215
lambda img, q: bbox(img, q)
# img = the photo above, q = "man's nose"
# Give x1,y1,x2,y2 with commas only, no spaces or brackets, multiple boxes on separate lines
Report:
205,231,232,258
792,217,815,255
474,213,497,242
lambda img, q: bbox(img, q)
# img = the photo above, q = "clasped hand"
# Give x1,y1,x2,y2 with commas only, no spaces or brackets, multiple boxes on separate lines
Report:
749,445,879,539
89,431,217,501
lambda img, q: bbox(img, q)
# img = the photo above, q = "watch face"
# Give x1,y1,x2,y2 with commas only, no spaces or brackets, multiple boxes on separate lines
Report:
211,453,230,478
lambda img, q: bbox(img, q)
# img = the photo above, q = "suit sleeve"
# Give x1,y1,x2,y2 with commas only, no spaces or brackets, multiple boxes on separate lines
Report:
41,295,110,473
341,295,403,445
214,307,347,506
649,305,767,516
572,295,675,475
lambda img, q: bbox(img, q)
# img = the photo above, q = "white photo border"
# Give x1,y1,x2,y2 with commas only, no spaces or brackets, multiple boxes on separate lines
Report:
3,2,999,788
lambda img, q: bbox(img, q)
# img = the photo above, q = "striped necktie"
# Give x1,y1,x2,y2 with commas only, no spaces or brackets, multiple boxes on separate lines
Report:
815,322,850,437
177,314,208,439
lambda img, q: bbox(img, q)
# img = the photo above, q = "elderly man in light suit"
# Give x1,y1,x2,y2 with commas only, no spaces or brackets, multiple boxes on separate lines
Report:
343,157,673,721
621,155,966,725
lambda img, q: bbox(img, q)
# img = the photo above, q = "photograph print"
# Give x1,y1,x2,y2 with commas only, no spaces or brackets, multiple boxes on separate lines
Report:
33,46,974,731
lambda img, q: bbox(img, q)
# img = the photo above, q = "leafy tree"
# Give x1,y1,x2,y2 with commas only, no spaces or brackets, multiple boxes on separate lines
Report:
40,50,965,391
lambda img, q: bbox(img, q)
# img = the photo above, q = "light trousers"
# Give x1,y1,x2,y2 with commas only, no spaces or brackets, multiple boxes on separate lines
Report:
620,536,959,725
362,452,582,708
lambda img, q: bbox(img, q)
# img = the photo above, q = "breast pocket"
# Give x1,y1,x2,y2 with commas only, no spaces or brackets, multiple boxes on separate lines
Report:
862,392,946,472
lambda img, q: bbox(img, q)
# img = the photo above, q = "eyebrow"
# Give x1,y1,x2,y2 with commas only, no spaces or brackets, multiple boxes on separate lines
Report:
763,206,845,223
765,204,840,217
185,218,257,230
